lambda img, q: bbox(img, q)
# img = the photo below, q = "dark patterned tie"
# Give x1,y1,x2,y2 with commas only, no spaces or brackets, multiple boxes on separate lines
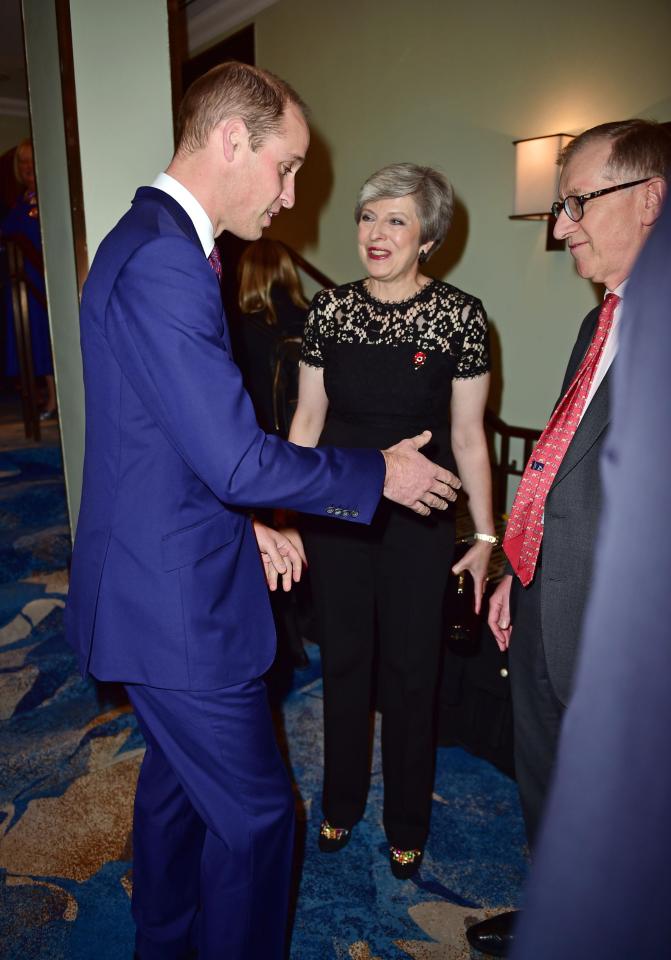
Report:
208,244,222,281
503,293,619,586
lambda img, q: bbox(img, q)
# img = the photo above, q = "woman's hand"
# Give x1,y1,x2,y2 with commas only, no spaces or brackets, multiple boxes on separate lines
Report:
253,520,307,592
451,539,493,615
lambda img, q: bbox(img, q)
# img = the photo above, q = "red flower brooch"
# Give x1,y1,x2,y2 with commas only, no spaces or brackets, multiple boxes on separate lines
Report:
412,350,427,371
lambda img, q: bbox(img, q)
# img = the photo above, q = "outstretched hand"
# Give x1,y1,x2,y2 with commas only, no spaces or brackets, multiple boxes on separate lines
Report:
382,430,461,516
253,520,307,592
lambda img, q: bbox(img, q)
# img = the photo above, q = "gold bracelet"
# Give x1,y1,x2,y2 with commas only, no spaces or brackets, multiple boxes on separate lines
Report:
473,532,499,545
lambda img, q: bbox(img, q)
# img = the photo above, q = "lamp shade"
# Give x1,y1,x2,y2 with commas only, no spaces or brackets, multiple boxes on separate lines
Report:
512,134,574,219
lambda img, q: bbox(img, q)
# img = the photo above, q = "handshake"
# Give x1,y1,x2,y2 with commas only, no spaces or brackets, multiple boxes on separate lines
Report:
382,430,460,515
256,430,460,592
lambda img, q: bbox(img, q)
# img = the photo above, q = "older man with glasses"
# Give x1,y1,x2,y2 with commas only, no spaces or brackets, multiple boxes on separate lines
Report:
467,118,670,958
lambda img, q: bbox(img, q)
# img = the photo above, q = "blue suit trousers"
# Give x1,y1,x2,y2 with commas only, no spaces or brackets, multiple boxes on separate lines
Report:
125,679,295,960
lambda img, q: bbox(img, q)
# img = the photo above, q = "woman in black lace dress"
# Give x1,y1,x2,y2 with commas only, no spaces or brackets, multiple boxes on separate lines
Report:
289,163,496,878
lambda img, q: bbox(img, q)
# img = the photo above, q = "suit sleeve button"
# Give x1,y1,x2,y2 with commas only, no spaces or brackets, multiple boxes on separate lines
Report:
351,509,359,518
326,506,335,515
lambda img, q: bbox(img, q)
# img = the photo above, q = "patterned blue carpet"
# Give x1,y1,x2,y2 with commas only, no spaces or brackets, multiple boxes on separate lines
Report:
0,445,528,959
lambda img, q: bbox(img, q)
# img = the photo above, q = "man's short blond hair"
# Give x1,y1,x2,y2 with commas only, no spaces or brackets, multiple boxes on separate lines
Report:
176,61,307,154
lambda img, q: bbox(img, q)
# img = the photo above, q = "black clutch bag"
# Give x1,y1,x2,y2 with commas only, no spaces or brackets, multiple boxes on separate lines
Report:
444,540,480,651
439,541,514,776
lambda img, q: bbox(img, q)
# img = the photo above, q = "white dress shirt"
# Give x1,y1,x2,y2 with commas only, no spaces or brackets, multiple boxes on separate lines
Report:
579,279,627,420
151,172,215,258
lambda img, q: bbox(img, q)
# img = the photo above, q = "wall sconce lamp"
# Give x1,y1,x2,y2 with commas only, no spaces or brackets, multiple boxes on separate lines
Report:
510,133,574,251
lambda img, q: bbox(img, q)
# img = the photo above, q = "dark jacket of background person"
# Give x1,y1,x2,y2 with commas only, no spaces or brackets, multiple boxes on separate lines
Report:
1,142,52,379
513,302,610,704
233,239,308,434
511,194,671,960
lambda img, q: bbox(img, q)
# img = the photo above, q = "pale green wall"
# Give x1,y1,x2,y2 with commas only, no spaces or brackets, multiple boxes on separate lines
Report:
22,0,175,531
0,115,30,155
70,0,174,258
252,0,671,429
23,0,84,530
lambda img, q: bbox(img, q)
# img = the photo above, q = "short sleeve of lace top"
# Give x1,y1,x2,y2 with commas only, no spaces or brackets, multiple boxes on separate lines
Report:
454,298,489,379
301,289,330,368
300,280,490,378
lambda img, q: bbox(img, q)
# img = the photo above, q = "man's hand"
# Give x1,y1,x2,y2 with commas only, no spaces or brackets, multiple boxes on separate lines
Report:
452,540,493,615
488,573,513,650
253,520,307,592
382,431,461,516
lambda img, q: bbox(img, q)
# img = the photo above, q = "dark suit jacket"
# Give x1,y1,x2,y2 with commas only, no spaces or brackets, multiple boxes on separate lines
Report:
519,303,610,704
233,286,306,434
65,187,384,690
511,198,671,960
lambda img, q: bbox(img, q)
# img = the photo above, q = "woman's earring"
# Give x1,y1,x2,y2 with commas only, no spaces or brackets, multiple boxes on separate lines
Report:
418,249,428,264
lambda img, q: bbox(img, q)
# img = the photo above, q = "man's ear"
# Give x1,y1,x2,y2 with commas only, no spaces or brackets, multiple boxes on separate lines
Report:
220,117,250,163
642,176,667,226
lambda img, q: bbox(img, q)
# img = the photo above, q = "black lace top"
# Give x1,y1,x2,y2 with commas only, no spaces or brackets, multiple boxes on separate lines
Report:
300,279,489,463
302,279,488,376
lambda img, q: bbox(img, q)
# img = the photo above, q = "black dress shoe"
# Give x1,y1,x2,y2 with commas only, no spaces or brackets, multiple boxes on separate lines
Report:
466,910,518,957
318,819,351,852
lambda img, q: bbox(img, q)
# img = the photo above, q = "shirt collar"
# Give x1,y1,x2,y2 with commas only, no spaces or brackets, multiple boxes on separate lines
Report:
151,172,215,257
608,279,628,300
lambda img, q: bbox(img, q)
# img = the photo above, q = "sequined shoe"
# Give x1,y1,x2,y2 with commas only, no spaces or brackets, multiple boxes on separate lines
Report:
389,846,423,879
318,819,351,852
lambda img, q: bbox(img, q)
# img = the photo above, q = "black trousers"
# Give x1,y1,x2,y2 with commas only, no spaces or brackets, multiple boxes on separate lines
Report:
305,503,455,850
508,572,566,848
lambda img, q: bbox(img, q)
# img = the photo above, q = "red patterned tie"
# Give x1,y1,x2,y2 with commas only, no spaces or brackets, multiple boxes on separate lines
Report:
503,293,620,586
208,244,222,281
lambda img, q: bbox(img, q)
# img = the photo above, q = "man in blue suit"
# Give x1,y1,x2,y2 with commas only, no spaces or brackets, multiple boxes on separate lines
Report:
510,190,671,959
65,62,459,960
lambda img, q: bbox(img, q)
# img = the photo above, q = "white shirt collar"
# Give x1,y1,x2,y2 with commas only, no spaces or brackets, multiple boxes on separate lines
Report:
151,172,215,257
608,279,628,300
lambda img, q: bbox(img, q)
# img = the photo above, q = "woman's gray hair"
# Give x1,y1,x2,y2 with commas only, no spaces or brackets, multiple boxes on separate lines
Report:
354,162,454,259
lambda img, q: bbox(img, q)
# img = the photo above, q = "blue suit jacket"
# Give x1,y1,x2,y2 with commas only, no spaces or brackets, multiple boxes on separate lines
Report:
65,187,384,690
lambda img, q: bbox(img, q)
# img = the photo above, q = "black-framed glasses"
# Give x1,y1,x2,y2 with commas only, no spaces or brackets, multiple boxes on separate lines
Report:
551,177,651,222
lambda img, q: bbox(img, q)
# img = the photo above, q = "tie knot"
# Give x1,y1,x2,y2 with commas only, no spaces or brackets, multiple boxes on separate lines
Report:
208,245,222,281
596,292,620,335
602,292,620,313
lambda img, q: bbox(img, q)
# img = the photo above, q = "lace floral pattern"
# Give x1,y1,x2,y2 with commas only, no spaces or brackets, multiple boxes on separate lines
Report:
301,279,489,379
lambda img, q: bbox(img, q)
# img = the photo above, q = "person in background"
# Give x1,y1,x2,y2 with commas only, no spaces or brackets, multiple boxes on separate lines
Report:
235,237,307,433
1,139,56,419
289,162,496,879
467,119,669,957
509,188,671,960
236,238,312,669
